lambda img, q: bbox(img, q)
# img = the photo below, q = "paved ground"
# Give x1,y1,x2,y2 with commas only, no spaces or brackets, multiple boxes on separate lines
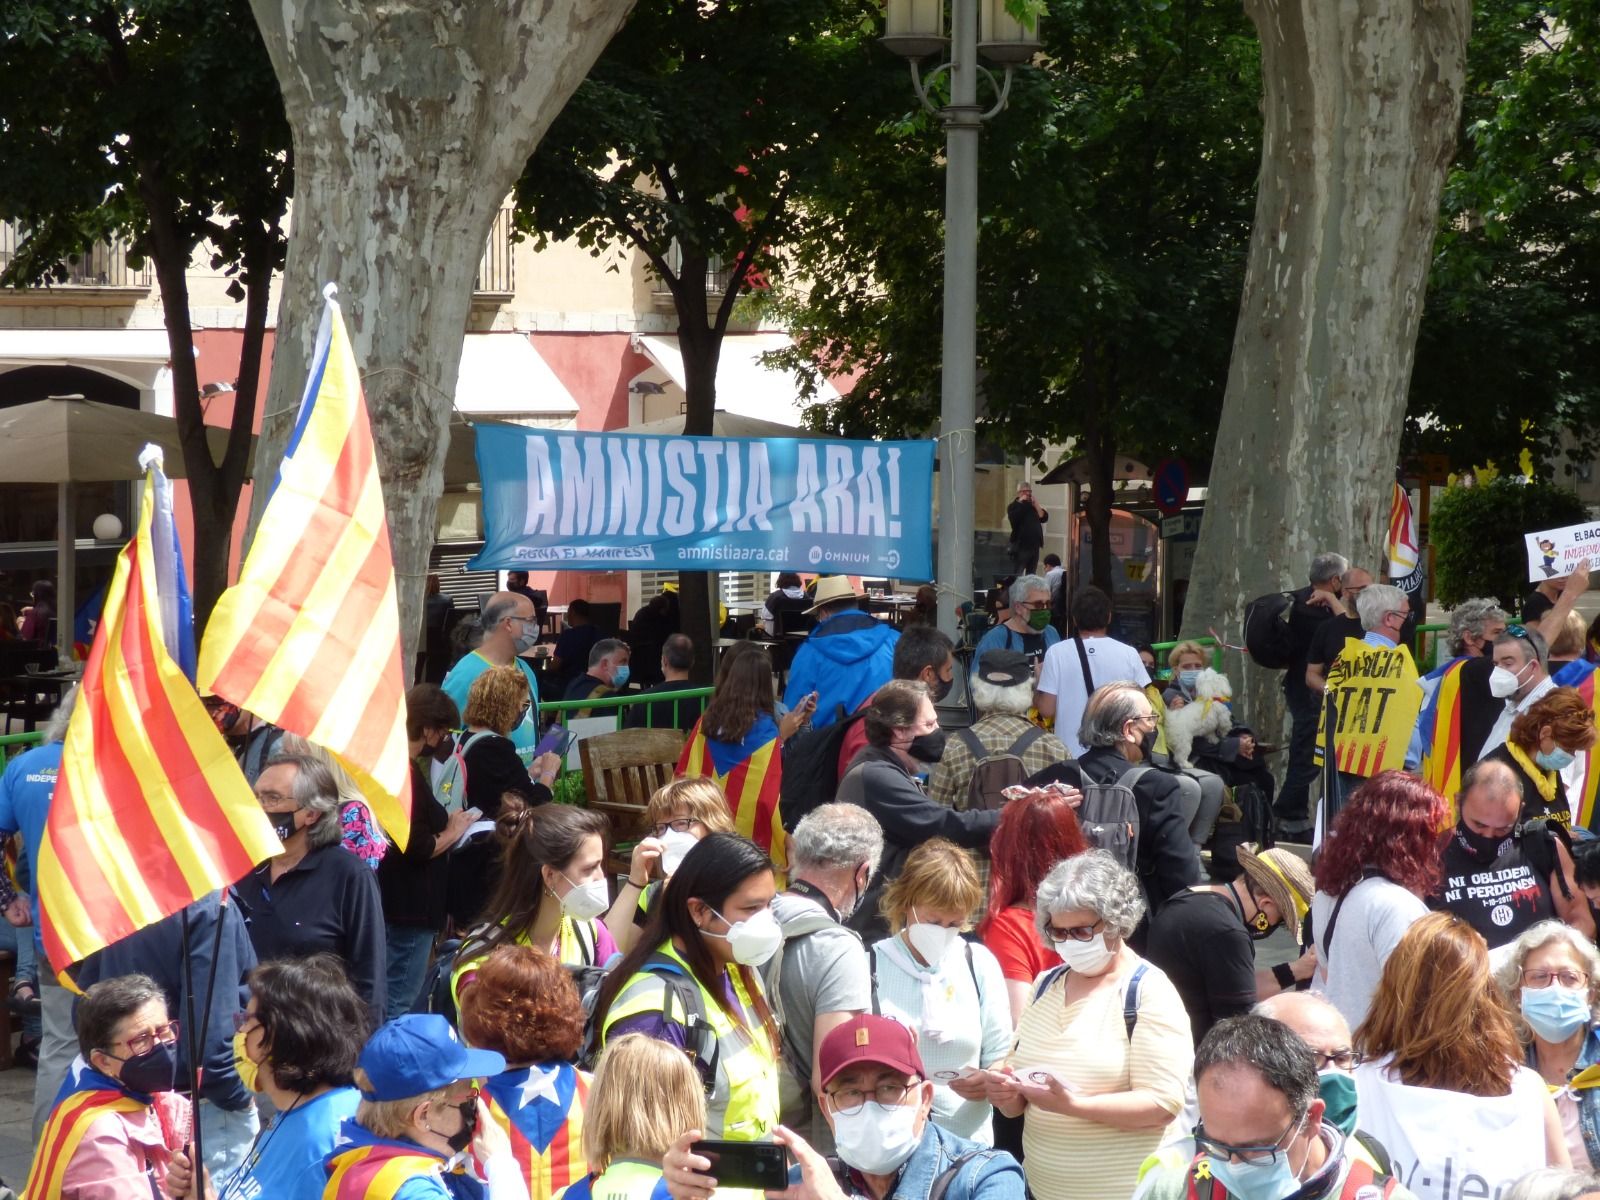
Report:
0,1060,34,1189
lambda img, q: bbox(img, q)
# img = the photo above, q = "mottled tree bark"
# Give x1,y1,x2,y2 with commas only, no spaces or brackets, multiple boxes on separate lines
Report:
1182,0,1470,732
247,0,635,668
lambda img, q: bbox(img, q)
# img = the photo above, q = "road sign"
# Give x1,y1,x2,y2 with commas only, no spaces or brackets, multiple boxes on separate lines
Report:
1152,458,1190,516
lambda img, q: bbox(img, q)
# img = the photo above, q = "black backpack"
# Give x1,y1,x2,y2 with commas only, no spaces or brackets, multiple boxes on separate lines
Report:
1243,590,1297,670
779,706,868,831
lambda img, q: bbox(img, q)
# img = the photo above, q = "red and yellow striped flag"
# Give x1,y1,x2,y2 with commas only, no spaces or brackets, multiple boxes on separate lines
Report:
198,285,412,845
39,452,281,976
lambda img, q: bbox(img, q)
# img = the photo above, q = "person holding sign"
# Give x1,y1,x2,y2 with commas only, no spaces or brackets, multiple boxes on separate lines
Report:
1314,585,1423,829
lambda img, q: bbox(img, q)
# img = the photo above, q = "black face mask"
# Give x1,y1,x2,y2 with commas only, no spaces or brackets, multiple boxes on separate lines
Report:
270,811,299,842
117,1042,178,1095
1137,727,1158,759
908,729,947,764
928,673,954,705
1456,822,1509,863
430,1100,476,1154
1247,908,1277,942
429,735,455,764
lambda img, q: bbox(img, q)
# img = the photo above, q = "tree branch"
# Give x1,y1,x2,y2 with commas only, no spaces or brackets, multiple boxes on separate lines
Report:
713,176,792,336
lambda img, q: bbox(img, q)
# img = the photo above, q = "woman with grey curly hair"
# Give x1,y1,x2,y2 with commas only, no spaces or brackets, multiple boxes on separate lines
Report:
1496,920,1600,1170
1505,1167,1600,1200
976,850,1192,1200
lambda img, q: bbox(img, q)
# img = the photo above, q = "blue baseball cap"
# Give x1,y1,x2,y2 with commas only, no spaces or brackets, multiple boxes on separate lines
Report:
357,1014,506,1101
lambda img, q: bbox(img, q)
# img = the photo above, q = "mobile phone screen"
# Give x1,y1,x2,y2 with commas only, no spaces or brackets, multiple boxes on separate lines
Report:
533,725,568,757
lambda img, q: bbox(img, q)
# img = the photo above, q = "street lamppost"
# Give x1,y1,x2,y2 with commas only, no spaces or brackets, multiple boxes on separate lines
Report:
882,0,1039,638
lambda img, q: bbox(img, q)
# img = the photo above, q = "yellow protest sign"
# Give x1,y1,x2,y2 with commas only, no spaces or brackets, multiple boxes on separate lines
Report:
1315,638,1421,777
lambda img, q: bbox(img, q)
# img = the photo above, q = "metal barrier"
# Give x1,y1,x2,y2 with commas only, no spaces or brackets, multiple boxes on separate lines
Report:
1414,622,1448,671
537,686,712,729
0,731,43,765
1149,636,1222,675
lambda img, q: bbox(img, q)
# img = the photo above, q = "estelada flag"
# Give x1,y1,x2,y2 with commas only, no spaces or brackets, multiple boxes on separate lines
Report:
1418,656,1469,808
1387,479,1420,578
482,1063,590,1200
678,715,788,870
38,449,280,976
199,285,412,846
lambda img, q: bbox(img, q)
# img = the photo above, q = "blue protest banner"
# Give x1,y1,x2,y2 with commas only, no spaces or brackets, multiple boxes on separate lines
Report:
469,426,936,578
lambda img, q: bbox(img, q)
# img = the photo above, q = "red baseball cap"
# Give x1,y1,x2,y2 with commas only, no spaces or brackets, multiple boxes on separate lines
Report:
818,1015,925,1089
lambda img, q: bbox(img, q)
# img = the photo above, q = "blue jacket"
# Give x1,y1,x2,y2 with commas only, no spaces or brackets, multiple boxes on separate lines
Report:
76,889,258,1112
835,1121,1024,1200
0,739,61,960
784,612,899,727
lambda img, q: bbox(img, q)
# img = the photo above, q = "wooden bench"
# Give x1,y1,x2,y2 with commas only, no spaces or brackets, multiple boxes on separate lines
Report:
579,727,685,845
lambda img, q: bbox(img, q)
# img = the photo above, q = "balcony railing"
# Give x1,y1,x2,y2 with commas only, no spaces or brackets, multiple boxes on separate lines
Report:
0,222,153,290
474,207,516,297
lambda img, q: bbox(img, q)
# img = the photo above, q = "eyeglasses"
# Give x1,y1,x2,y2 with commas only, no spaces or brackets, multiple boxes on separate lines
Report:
1045,918,1104,943
1194,1114,1303,1166
441,1086,481,1107
1524,968,1590,990
1312,1048,1357,1071
230,1010,261,1033
652,817,703,838
254,790,293,806
107,1020,181,1059
826,1079,919,1116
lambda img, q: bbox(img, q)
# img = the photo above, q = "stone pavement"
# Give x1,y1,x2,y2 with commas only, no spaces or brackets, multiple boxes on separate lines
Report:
0,1061,34,1189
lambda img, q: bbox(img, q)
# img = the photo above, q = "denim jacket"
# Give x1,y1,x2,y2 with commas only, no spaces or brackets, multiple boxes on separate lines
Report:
834,1121,1025,1200
1529,1021,1600,1168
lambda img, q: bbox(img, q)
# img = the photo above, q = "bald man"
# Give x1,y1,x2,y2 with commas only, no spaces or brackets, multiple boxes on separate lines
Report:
1434,759,1592,948
440,590,544,763
1255,991,1393,1174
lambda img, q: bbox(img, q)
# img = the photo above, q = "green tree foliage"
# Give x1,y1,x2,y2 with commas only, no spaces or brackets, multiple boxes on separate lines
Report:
512,0,903,668
769,0,1263,590
1406,0,1600,478
1429,476,1587,608
0,0,290,628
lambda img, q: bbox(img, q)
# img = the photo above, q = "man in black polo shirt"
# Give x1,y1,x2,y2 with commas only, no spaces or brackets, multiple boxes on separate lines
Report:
234,754,386,1027
1277,552,1348,836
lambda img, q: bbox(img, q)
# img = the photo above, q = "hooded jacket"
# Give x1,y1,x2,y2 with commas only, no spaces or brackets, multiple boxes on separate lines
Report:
783,611,899,727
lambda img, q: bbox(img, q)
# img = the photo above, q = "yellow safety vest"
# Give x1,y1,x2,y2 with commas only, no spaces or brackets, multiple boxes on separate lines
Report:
601,941,779,1140
451,914,601,1006
556,1159,669,1200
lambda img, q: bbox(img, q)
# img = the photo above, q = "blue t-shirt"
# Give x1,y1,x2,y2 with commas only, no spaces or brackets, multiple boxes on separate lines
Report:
221,1086,361,1200
0,740,61,959
973,621,1060,668
441,652,542,764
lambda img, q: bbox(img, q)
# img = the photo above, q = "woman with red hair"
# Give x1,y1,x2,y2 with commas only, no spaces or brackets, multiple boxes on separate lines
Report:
1309,769,1446,1029
977,791,1090,1023
1484,686,1597,829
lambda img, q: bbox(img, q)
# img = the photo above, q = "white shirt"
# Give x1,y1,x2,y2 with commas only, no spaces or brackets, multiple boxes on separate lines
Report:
1480,674,1557,759
1353,1055,1550,1200
1310,877,1429,1031
1037,634,1150,755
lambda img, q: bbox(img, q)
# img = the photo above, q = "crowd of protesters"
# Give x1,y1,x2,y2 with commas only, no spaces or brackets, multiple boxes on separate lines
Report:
11,554,1600,1200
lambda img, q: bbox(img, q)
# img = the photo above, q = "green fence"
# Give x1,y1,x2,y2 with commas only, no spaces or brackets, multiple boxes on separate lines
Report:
0,731,42,765
1149,636,1222,678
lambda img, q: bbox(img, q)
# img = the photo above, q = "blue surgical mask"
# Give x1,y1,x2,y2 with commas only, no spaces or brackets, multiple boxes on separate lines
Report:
612,664,631,688
1536,747,1576,772
1317,1070,1357,1138
1521,985,1591,1042
1204,1116,1305,1200
1178,669,1200,692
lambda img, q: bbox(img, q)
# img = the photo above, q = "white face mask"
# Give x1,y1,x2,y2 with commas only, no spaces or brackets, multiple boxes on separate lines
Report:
1054,931,1116,975
831,1099,922,1175
558,873,611,922
705,905,783,966
1490,660,1531,699
906,912,961,966
659,829,699,876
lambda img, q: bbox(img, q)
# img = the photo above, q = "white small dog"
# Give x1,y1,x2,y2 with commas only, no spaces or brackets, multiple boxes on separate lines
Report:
1164,668,1234,769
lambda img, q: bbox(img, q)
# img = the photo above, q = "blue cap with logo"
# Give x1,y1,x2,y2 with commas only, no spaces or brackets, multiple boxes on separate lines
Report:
357,1014,507,1101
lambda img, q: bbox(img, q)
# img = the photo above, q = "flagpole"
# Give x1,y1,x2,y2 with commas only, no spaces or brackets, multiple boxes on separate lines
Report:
180,908,206,1178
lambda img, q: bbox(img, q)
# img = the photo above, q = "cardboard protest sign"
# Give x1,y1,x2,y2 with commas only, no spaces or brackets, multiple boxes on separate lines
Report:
1315,639,1422,778
1524,520,1600,582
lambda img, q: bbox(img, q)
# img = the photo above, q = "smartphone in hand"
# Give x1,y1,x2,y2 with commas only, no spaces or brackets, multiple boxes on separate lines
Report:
688,1140,790,1190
